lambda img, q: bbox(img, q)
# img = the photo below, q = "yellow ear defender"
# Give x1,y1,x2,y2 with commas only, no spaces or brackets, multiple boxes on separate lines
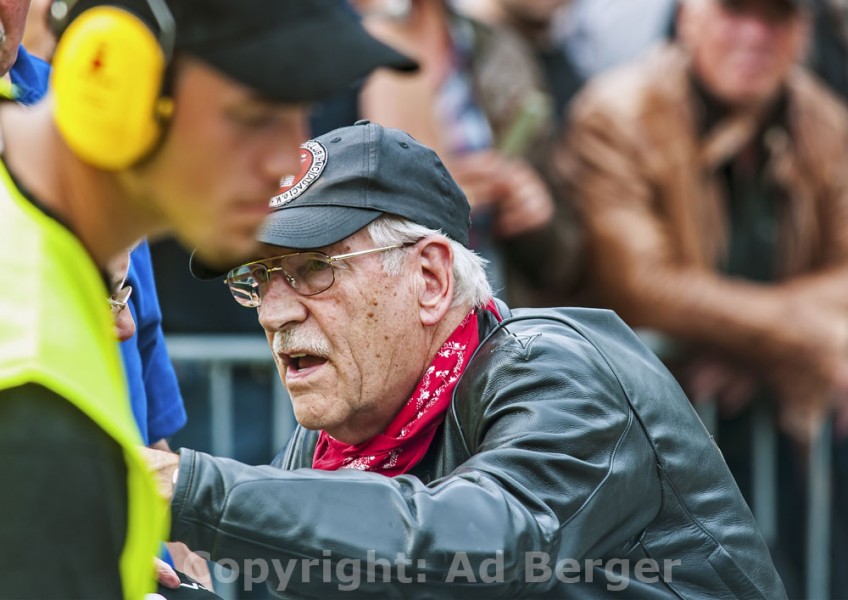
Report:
50,0,175,170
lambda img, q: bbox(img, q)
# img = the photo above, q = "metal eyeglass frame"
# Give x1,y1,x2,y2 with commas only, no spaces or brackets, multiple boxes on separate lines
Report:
226,243,409,306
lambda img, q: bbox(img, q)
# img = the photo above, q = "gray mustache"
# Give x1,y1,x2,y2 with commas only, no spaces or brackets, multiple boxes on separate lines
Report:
273,328,331,358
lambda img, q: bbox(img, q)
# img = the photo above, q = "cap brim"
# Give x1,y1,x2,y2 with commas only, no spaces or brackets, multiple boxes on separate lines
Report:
189,249,234,280
257,205,383,249
189,205,383,279
196,10,417,104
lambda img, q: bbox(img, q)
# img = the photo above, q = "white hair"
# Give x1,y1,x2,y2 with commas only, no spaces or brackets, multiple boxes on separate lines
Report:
365,215,493,309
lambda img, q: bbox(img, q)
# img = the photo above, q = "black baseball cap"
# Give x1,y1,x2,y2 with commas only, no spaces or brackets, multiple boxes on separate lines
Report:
191,120,471,279
59,0,418,103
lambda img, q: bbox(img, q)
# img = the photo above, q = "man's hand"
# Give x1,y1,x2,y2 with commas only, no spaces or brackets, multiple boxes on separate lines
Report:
448,151,555,238
141,446,180,502
491,158,555,238
155,556,181,590
149,438,173,452
684,357,758,418
167,542,214,590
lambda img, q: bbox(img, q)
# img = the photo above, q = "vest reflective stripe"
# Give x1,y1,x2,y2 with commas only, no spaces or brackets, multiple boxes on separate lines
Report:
0,161,167,598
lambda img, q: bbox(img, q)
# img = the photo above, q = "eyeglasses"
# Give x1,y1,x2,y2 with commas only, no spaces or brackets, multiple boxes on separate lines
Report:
108,284,133,316
226,244,407,307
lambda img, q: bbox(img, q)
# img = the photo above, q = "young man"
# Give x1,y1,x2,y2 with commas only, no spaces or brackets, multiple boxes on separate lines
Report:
0,1,414,597
147,121,785,598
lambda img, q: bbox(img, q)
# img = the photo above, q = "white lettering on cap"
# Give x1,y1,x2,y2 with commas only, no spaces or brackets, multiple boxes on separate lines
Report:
269,140,327,209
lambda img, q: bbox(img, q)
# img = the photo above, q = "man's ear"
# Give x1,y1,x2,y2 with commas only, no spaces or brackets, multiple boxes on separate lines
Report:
415,237,454,327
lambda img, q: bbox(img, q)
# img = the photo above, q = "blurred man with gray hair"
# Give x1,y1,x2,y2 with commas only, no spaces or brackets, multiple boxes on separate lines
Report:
561,0,848,593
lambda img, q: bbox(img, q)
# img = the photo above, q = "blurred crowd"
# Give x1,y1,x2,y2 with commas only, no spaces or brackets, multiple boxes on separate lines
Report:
18,0,846,596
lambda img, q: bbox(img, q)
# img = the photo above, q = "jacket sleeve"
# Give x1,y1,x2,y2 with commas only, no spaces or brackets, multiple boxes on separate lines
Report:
169,322,661,598
559,84,848,391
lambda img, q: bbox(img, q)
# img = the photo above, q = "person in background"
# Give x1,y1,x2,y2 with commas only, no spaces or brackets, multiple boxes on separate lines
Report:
108,246,215,595
802,0,848,104
556,0,677,77
456,0,583,127
0,0,415,597
118,241,215,590
0,0,30,76
358,0,584,308
116,242,187,449
560,0,848,593
0,0,49,104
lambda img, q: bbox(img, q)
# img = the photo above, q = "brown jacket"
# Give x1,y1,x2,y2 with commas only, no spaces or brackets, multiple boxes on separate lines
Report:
558,44,848,424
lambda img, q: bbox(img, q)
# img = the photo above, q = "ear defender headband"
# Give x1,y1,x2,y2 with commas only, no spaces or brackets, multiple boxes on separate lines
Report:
50,0,176,170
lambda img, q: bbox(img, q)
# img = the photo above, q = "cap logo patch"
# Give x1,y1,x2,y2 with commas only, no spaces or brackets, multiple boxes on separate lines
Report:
270,140,327,209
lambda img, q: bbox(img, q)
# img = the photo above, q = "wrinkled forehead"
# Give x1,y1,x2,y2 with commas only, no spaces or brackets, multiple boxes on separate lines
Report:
255,243,300,261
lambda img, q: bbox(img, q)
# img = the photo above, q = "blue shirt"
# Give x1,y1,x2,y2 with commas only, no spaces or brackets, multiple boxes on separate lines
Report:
11,46,188,444
9,46,50,105
122,241,187,444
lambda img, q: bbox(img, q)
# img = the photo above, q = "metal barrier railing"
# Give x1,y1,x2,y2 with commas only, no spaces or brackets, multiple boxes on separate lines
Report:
806,418,832,600
700,398,832,599
165,334,296,458
638,329,832,599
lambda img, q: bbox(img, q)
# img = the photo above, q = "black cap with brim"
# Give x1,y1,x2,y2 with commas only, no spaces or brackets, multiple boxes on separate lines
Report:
62,0,417,104
189,250,233,281
191,121,471,281
180,0,418,104
257,205,384,249
188,250,229,281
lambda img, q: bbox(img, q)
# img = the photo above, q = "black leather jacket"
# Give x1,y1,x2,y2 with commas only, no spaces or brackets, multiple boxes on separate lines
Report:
170,305,785,598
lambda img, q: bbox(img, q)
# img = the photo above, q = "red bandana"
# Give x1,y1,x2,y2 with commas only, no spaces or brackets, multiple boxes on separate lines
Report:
312,301,501,476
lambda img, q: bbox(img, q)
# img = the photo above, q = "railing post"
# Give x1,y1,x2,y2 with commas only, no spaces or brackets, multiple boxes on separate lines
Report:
751,401,777,548
695,398,717,436
209,361,234,458
806,418,832,600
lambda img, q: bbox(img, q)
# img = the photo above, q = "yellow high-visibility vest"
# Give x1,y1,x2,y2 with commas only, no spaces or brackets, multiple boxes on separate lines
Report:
0,160,167,598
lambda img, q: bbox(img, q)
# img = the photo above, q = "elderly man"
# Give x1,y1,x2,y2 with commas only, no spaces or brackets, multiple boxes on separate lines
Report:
560,0,848,594
146,121,784,598
0,0,414,597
